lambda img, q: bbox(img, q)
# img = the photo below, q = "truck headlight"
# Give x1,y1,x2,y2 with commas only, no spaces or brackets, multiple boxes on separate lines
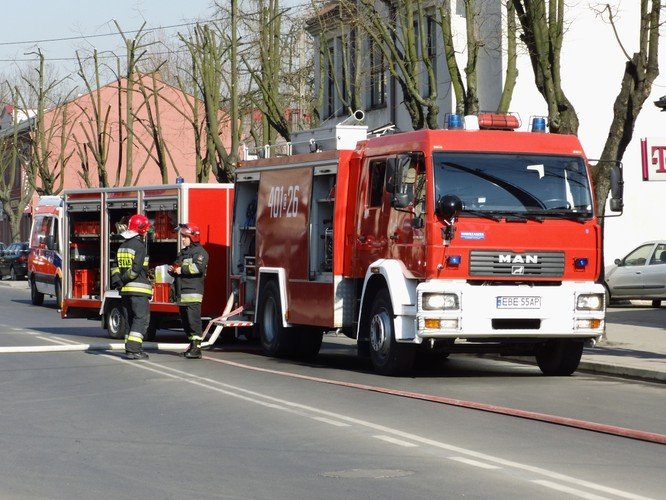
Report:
422,293,459,310
576,294,603,311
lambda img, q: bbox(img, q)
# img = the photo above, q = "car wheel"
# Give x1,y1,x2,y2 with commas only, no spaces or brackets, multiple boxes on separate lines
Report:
30,278,44,306
10,266,16,281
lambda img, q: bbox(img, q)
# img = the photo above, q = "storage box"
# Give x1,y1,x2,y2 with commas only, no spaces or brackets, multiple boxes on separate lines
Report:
73,269,97,298
154,264,174,284
152,283,171,302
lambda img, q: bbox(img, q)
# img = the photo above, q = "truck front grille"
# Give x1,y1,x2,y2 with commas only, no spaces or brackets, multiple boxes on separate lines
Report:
470,250,564,278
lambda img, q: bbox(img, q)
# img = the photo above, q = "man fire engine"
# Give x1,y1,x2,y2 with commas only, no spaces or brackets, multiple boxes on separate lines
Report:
229,112,623,376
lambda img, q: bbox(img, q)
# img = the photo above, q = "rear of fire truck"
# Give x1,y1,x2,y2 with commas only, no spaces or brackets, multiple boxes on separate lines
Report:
352,113,624,375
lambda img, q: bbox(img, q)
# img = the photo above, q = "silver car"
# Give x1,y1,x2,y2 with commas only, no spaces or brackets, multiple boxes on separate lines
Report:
605,240,666,307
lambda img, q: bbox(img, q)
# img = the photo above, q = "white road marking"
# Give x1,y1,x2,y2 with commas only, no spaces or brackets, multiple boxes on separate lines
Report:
312,417,351,427
532,479,613,500
373,435,418,448
449,456,501,470
84,355,652,500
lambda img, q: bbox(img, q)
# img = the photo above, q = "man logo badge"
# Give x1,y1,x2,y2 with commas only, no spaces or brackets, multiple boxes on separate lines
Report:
512,265,525,275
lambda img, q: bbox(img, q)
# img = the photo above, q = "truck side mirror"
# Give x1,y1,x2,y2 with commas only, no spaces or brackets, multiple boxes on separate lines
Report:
391,193,410,209
609,164,623,213
436,194,463,221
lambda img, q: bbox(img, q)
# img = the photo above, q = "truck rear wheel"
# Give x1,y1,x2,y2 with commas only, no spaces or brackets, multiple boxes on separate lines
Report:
106,303,129,340
30,278,44,306
258,280,296,357
535,340,584,376
368,289,414,375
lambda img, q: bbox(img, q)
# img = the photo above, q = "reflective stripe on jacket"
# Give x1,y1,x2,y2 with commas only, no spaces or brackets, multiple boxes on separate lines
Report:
171,243,208,305
114,235,152,297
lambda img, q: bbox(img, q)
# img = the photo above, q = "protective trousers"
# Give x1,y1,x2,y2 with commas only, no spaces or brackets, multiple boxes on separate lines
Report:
179,302,203,343
123,295,150,353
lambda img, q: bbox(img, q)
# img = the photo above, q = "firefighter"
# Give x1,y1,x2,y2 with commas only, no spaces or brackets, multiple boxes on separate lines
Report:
110,214,153,360
169,223,209,359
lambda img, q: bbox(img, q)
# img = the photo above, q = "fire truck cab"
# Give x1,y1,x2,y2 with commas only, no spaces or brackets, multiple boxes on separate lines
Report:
232,114,623,376
28,196,64,307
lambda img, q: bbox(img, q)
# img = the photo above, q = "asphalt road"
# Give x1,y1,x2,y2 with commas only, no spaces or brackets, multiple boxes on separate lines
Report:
1,282,665,499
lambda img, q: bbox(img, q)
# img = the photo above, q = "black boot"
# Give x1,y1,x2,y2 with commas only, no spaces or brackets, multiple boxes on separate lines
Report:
180,341,195,357
126,350,149,360
184,342,202,359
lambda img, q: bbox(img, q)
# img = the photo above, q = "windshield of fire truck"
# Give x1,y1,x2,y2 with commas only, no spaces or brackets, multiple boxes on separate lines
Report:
432,152,593,217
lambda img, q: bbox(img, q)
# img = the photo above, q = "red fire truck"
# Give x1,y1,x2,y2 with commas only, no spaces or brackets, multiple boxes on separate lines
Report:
57,183,233,339
230,113,623,375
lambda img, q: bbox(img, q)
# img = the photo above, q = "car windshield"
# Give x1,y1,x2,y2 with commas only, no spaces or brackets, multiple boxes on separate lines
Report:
433,152,594,218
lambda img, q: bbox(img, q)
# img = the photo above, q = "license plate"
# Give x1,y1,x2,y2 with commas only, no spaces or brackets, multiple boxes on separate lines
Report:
496,296,541,309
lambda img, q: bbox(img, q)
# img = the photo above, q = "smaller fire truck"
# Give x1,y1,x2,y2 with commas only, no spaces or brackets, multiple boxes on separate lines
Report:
56,183,233,339
230,112,623,376
28,196,64,306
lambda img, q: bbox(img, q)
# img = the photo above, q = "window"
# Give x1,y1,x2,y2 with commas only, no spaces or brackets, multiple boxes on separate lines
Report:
369,40,386,108
368,159,387,207
623,245,653,267
649,244,666,265
325,42,335,118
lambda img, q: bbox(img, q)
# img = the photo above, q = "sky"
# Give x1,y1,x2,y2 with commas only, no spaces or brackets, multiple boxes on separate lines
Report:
0,0,216,80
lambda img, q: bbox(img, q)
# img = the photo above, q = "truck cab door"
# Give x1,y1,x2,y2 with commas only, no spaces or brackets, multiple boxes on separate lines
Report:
354,157,391,275
387,152,427,278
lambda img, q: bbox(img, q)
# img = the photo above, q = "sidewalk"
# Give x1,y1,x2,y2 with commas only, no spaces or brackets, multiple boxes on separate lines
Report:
1,278,664,382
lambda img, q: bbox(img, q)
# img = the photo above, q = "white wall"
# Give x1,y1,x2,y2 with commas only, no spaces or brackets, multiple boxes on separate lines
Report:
507,2,666,266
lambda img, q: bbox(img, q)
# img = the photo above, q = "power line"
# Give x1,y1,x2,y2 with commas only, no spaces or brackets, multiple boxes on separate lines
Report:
0,18,221,47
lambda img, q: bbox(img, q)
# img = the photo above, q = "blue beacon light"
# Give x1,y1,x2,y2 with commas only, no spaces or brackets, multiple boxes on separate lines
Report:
574,257,588,269
447,114,464,130
531,116,547,132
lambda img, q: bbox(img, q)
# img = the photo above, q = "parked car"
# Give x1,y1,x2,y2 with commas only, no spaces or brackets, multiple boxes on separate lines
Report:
0,242,6,253
605,240,666,307
0,242,30,280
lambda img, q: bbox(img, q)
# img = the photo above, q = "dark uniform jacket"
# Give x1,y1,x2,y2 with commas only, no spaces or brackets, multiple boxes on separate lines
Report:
110,235,152,296
171,242,208,304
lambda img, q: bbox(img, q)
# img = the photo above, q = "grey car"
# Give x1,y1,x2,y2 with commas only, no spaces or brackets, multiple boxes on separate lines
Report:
605,240,666,307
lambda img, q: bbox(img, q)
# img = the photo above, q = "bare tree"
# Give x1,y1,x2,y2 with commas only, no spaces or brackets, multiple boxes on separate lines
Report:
0,86,34,242
512,0,578,134
514,1,662,216
180,21,237,183
592,1,661,215
18,50,75,196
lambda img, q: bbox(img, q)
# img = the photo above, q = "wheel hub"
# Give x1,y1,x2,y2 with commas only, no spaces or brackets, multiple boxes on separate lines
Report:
370,311,390,354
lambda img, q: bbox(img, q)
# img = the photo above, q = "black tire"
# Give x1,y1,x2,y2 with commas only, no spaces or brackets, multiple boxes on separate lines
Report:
368,289,415,375
145,317,159,342
535,340,584,376
294,327,324,360
258,280,296,357
106,302,129,340
54,279,62,309
651,299,662,308
30,278,44,305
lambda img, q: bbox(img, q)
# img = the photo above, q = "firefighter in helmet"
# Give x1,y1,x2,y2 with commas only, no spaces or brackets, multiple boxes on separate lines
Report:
169,223,209,359
110,214,153,360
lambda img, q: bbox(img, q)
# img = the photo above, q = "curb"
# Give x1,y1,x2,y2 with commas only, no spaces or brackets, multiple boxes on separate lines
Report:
577,360,666,383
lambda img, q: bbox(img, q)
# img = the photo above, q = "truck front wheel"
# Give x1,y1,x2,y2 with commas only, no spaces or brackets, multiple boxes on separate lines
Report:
368,289,414,375
30,277,44,306
258,280,295,357
106,303,129,340
535,340,584,376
